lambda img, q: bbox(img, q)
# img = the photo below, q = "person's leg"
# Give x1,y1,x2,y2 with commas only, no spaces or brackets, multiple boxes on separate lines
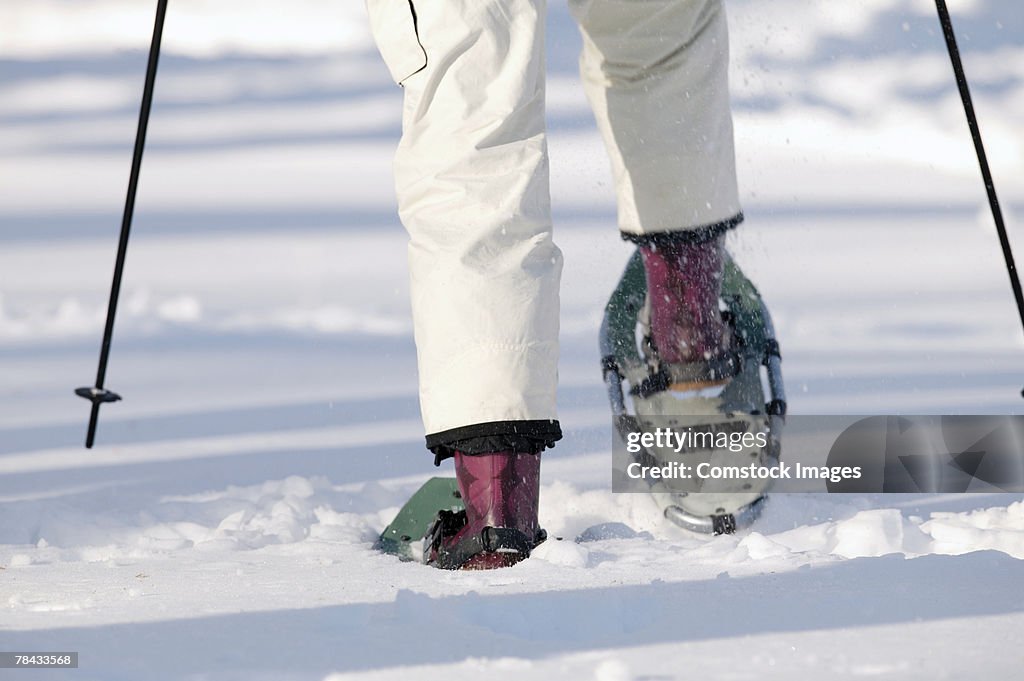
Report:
570,0,740,237
367,0,561,454
570,0,739,367
366,0,559,567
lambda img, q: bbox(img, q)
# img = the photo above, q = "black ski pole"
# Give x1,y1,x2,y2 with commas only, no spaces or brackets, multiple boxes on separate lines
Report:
76,0,168,447
933,0,1024,396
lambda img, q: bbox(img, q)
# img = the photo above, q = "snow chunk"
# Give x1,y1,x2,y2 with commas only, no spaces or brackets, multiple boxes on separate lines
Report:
531,538,590,568
922,500,1024,558
829,509,929,559
739,532,792,560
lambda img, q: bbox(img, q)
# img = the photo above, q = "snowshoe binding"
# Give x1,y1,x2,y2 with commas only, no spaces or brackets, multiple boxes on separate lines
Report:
377,451,546,569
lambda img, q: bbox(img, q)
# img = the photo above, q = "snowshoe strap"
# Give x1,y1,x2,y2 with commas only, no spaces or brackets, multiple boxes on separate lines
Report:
631,352,740,398
423,508,466,565
425,510,545,570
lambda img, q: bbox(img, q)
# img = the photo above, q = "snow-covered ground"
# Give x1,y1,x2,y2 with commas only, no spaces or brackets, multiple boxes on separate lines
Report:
2,1,1024,679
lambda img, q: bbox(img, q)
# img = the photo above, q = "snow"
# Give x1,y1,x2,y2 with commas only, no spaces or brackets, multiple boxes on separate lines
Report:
2,0,1024,679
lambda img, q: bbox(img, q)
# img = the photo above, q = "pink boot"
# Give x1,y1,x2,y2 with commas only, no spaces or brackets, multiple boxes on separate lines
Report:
426,451,545,570
640,234,730,382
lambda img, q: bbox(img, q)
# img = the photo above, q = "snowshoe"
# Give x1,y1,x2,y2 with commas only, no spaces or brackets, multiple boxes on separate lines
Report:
601,245,786,534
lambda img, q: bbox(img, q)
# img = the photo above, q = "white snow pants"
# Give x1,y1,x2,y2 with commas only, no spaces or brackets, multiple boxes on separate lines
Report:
365,0,740,453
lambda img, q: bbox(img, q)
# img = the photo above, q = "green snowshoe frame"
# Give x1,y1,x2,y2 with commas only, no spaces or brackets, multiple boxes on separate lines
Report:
600,249,787,533
377,477,464,562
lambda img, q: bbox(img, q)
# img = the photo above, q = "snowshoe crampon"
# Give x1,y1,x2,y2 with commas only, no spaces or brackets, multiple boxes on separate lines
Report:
602,249,786,534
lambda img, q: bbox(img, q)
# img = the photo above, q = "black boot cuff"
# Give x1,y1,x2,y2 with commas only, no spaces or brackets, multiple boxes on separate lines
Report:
621,212,744,247
426,419,562,465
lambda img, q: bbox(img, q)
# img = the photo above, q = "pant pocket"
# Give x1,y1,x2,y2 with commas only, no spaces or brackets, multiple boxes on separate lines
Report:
365,0,427,85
